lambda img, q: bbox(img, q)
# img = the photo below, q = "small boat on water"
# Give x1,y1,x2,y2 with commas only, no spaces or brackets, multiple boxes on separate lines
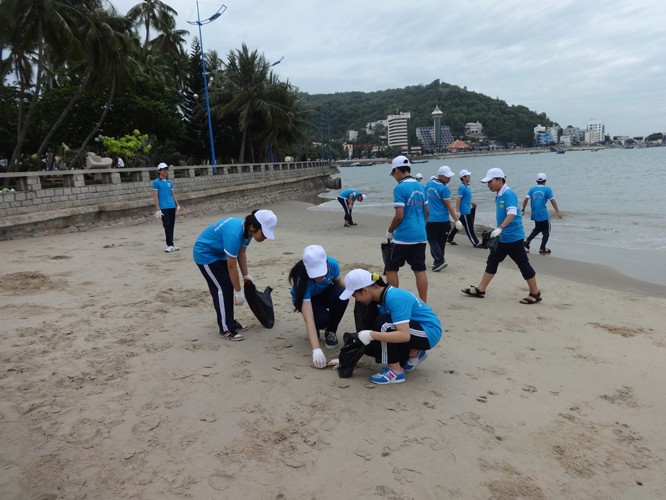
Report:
412,159,428,164
555,149,565,154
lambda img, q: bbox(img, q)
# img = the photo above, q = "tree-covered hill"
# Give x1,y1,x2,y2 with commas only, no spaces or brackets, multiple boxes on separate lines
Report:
299,79,554,147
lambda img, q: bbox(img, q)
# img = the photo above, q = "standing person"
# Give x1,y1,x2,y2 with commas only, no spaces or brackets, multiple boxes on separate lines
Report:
152,162,183,252
337,188,367,227
116,156,125,168
522,173,563,255
288,245,349,368
425,166,463,271
385,155,429,302
339,269,442,385
461,168,542,304
448,169,480,247
193,209,277,341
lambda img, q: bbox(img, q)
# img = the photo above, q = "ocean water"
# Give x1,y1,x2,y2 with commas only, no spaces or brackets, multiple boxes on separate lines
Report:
311,147,666,286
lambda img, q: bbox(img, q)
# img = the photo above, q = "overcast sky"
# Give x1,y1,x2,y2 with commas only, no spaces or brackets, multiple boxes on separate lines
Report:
112,0,665,137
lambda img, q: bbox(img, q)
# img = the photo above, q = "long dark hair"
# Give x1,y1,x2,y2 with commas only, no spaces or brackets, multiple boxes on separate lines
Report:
288,260,310,312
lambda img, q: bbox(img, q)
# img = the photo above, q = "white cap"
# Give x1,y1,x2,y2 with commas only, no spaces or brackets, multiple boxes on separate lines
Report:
415,173,423,179
302,244,327,278
536,173,547,181
254,209,277,240
390,155,411,174
480,168,506,183
156,162,168,170
437,165,454,177
459,169,472,177
359,193,367,201
339,269,375,300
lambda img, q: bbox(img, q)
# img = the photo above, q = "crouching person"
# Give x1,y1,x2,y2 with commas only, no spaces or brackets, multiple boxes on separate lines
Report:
339,269,442,385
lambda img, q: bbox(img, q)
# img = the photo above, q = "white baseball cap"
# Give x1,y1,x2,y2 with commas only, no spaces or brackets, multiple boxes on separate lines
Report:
303,244,328,278
156,162,168,170
415,173,423,179
359,193,367,201
390,155,411,175
480,168,506,182
536,173,547,181
459,169,472,177
339,268,376,300
254,209,277,240
437,165,454,177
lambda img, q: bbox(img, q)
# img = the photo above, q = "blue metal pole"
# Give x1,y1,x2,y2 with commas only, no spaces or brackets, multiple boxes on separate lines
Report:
196,2,216,165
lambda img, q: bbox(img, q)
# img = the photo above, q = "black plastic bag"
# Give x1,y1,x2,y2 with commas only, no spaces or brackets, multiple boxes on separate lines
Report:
354,301,378,332
244,281,275,328
381,239,393,274
337,332,366,378
479,230,499,253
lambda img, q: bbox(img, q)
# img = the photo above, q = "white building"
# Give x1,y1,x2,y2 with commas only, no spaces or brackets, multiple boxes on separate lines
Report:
387,112,411,150
347,130,358,142
465,121,483,135
587,119,605,143
365,120,389,135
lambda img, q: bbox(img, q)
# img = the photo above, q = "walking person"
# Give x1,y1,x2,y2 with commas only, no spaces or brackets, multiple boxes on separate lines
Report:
337,188,366,227
193,209,277,341
289,245,349,368
522,173,563,255
461,168,542,304
339,269,442,385
152,162,183,252
425,166,463,271
385,155,429,302
447,169,480,247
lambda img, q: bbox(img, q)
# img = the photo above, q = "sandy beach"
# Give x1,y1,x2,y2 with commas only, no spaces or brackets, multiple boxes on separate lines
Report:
1,200,665,499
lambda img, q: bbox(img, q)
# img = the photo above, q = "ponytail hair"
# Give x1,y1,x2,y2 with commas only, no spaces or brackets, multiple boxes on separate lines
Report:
288,260,309,312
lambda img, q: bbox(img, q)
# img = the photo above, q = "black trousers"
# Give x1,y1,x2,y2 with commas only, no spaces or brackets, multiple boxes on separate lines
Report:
311,284,349,333
337,197,353,224
526,220,551,250
485,239,536,280
161,207,176,247
448,205,478,246
364,314,431,366
426,221,450,266
198,260,235,334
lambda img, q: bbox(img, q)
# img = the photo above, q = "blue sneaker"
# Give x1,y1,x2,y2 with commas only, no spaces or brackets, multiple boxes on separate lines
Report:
369,367,405,385
404,350,428,372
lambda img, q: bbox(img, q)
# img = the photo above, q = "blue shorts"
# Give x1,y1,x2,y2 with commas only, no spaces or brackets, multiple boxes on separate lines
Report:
385,243,427,272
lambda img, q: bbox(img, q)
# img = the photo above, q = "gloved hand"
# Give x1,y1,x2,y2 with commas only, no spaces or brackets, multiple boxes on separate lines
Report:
490,227,503,239
357,330,373,345
177,205,184,216
386,230,394,241
312,348,327,368
153,210,163,220
455,220,463,231
243,275,254,283
234,290,245,306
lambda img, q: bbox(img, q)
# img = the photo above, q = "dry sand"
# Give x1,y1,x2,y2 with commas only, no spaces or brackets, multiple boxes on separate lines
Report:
1,200,665,499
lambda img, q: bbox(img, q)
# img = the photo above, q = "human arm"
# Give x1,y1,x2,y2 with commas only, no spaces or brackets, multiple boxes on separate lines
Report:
521,196,529,213
226,256,243,295
387,206,404,234
153,190,160,211
444,198,458,222
237,246,250,278
301,301,328,368
358,321,411,344
455,195,461,216
550,199,562,219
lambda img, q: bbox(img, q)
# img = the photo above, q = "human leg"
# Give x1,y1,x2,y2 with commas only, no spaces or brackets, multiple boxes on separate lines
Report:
540,220,551,252
198,261,237,338
161,208,176,247
461,213,480,246
337,197,352,226
426,222,444,268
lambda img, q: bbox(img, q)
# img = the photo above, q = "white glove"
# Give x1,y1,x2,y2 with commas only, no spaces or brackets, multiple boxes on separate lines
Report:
234,290,245,306
455,220,463,231
357,330,373,345
153,210,163,220
386,230,394,241
312,348,327,368
177,205,184,216
490,227,503,239
243,274,254,283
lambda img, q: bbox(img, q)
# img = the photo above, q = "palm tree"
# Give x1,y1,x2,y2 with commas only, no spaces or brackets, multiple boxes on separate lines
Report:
126,0,177,50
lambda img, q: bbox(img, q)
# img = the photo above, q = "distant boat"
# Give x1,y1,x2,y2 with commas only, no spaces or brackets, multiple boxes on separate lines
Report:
412,159,428,164
555,149,565,154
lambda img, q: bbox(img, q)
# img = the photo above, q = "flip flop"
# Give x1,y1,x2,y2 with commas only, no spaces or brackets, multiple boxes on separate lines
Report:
520,291,542,304
462,285,485,298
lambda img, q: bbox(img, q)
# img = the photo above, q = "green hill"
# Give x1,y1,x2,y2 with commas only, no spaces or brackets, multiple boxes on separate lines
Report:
299,79,554,147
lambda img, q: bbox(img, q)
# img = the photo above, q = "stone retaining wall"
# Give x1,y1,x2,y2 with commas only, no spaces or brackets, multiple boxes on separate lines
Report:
0,161,338,240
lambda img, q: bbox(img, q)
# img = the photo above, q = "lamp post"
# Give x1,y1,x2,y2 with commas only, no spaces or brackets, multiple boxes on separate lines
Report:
188,2,227,166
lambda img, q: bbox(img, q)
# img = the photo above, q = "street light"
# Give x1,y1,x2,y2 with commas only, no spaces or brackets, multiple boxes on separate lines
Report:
188,2,227,166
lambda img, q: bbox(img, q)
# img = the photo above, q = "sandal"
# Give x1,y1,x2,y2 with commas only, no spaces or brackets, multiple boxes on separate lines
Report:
462,285,485,298
520,291,542,304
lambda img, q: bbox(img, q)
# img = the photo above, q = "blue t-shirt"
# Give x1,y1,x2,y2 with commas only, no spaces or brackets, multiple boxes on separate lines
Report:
152,178,176,209
193,218,252,265
457,184,473,216
495,185,524,243
338,189,363,201
425,179,451,222
393,178,428,244
526,185,554,221
378,286,442,348
290,256,340,302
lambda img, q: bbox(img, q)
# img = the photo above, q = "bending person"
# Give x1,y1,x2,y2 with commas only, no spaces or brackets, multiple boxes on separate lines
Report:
339,269,442,385
337,189,367,227
289,245,349,369
193,210,277,341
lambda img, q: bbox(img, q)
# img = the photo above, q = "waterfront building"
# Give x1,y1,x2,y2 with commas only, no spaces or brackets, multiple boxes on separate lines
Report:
586,119,605,143
415,105,454,153
387,112,411,151
465,121,483,136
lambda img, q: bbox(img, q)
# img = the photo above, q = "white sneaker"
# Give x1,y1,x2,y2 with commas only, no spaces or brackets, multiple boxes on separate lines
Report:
171,245,180,251
165,246,175,252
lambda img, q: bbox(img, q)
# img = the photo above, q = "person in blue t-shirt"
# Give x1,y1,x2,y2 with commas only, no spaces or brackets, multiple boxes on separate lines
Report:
447,169,480,247
193,209,277,341
339,268,442,385
385,155,429,302
289,245,349,369
521,172,563,255
337,189,366,227
462,168,542,304
152,163,184,252
425,165,463,271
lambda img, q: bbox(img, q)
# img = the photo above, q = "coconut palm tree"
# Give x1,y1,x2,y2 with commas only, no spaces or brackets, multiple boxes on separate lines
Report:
126,0,177,50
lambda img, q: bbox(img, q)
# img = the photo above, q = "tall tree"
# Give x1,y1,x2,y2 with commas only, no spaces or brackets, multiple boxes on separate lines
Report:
126,0,177,50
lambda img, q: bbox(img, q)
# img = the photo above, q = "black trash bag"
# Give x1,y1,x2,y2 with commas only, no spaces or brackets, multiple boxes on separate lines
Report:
244,281,275,328
479,230,499,253
380,239,393,274
337,332,366,378
354,301,379,332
